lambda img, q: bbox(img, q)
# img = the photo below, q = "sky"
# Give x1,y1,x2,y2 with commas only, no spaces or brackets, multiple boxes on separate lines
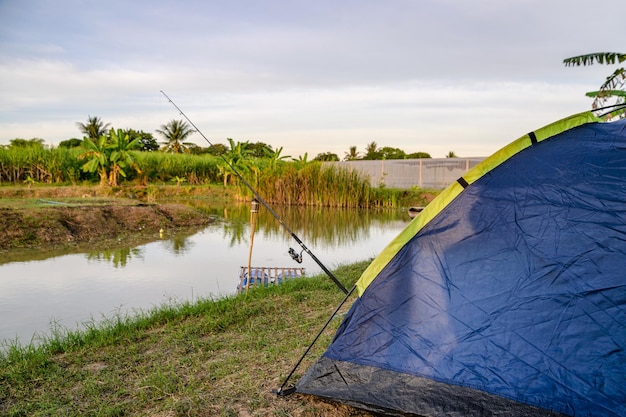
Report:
0,0,623,159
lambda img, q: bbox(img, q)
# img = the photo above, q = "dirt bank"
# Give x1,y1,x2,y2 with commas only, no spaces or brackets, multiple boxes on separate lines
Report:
0,203,212,250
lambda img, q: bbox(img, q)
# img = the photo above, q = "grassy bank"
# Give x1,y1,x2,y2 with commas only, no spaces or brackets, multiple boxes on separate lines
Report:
0,182,437,209
0,262,375,417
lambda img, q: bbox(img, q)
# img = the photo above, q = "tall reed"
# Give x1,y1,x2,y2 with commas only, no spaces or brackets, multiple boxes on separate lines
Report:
0,147,86,184
0,148,224,185
132,152,222,184
236,162,372,208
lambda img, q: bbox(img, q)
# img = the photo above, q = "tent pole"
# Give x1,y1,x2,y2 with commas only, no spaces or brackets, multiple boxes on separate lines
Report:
274,284,356,396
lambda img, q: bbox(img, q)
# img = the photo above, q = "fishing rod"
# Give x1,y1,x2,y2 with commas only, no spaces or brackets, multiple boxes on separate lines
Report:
595,102,626,119
160,90,348,295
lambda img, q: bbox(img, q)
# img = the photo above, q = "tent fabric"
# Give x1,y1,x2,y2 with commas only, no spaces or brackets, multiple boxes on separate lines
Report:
300,357,569,417
354,111,600,295
296,112,626,417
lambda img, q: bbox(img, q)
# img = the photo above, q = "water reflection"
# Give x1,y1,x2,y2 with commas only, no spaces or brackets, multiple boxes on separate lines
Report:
86,247,144,268
188,200,408,248
0,202,410,346
160,234,195,255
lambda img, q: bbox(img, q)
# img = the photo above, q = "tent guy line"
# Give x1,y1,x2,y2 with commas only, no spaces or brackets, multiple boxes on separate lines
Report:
274,284,357,396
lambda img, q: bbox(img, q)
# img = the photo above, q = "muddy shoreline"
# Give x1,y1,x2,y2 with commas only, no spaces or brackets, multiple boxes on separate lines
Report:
0,202,213,252
0,185,236,252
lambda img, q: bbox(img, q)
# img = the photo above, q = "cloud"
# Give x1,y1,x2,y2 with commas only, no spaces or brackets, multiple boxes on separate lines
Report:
0,49,604,158
155,80,593,158
0,0,623,157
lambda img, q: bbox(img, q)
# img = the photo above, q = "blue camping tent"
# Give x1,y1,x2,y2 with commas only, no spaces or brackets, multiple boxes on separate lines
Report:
296,112,626,416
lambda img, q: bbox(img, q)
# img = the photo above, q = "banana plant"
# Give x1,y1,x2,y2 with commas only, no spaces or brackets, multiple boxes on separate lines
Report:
220,138,252,186
264,146,291,170
291,152,309,169
78,128,141,186
108,128,142,186
79,135,111,186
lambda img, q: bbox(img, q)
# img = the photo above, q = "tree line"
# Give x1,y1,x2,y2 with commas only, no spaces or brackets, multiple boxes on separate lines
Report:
2,115,443,189
6,115,439,162
0,122,408,207
0,116,375,200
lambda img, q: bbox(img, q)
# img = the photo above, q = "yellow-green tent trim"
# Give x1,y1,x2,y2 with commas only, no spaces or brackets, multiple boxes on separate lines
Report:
355,111,601,295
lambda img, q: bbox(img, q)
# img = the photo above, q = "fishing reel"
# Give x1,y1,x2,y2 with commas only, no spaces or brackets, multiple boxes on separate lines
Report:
288,247,303,263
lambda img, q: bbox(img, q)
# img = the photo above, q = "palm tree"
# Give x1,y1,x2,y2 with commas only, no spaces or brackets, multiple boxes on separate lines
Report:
156,119,196,153
344,145,360,161
564,52,625,117
76,116,110,140
363,141,380,160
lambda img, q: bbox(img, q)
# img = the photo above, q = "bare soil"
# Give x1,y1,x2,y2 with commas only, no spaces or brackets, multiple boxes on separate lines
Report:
0,185,221,251
0,203,212,250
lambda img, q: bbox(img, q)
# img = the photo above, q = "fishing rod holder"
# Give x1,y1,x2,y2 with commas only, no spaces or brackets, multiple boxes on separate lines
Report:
250,198,259,213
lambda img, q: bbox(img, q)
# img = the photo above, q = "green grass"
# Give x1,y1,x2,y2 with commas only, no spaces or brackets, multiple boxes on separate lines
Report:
0,197,143,209
0,261,375,417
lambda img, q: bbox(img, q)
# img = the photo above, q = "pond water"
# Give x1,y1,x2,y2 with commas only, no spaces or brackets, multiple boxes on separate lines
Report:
0,202,410,347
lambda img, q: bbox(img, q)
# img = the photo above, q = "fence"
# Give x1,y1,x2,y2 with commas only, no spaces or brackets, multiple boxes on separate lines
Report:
237,266,306,293
327,157,485,189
